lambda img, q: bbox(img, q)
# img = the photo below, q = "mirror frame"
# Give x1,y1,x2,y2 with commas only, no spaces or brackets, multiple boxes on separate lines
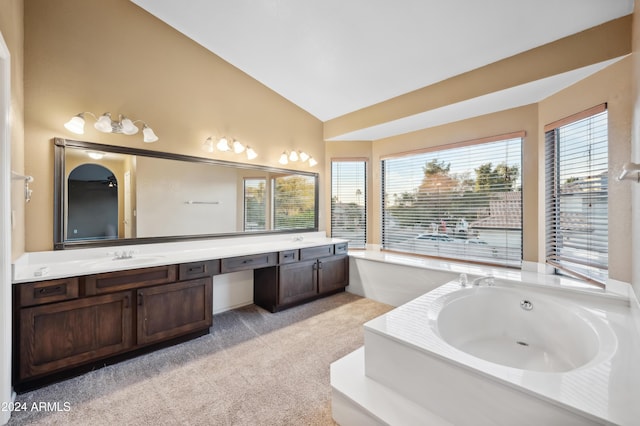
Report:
54,138,319,250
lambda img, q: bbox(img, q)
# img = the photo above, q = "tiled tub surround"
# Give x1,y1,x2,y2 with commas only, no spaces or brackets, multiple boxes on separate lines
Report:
333,277,640,425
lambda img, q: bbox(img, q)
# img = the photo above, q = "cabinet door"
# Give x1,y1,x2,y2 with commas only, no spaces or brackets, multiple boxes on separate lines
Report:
318,255,349,294
137,278,212,346
19,292,133,380
278,259,318,306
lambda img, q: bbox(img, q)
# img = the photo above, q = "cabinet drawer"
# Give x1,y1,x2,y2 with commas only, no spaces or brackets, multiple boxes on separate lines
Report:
300,245,334,260
84,265,177,295
221,252,277,273
18,278,79,307
278,250,299,264
334,243,348,255
178,260,220,280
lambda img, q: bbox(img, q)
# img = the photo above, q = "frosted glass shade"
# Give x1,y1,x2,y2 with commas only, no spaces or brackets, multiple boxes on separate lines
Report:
120,117,139,135
142,125,158,143
64,115,85,134
246,147,257,160
94,114,114,133
232,140,245,154
279,152,288,165
217,137,230,151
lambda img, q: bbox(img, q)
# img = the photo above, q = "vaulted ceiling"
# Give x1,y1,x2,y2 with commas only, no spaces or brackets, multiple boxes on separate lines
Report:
130,0,634,140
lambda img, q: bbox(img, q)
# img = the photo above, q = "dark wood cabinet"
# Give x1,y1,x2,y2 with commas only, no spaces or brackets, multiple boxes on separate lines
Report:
137,278,212,345
13,242,347,389
278,259,318,305
318,255,349,294
254,244,349,312
18,291,133,380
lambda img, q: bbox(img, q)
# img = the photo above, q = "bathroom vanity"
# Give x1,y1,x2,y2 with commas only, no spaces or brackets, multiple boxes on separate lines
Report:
12,238,348,390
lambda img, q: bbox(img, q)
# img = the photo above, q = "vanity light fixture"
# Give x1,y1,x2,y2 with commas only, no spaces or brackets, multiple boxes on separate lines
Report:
64,112,158,142
246,146,258,160
203,136,257,160
279,151,289,165
232,139,246,154
216,136,230,152
278,150,316,167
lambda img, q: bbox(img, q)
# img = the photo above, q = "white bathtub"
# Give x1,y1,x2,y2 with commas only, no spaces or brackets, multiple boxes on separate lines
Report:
433,285,617,373
363,279,640,425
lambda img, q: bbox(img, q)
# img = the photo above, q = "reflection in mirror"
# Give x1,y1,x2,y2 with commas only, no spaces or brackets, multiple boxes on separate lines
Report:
67,164,118,240
54,138,319,249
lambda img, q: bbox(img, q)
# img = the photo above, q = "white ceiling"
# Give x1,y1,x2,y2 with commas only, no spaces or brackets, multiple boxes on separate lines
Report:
131,0,633,140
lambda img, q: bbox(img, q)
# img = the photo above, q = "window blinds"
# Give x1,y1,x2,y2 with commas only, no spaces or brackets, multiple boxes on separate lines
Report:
331,160,367,248
545,107,608,284
244,178,266,231
381,136,522,267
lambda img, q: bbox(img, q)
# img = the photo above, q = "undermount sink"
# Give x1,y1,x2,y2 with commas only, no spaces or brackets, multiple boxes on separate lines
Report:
85,255,167,270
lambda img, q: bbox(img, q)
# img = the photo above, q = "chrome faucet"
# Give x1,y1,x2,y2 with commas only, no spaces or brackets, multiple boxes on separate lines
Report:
113,250,136,260
472,274,495,286
292,235,304,242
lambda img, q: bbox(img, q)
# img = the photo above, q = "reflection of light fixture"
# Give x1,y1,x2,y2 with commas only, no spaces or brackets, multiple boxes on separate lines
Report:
216,136,230,152
246,146,257,160
87,151,105,160
64,112,158,142
308,157,318,167
232,139,245,154
279,152,289,165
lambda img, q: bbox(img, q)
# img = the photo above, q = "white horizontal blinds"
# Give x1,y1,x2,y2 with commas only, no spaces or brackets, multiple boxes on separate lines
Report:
382,136,523,267
331,160,366,248
545,107,608,284
273,175,316,230
244,178,266,231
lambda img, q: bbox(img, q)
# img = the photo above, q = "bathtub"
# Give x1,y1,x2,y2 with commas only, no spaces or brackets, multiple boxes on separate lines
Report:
363,279,640,425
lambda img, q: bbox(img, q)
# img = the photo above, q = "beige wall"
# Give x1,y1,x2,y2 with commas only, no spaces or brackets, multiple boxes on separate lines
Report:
326,60,632,282
23,0,324,251
0,0,25,261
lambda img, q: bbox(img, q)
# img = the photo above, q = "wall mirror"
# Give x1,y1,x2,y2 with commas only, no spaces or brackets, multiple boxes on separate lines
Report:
54,138,319,249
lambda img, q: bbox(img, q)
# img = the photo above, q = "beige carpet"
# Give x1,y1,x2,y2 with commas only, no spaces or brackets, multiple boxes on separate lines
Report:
8,292,392,426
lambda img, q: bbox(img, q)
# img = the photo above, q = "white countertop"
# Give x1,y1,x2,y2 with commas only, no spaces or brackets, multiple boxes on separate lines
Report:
12,232,345,283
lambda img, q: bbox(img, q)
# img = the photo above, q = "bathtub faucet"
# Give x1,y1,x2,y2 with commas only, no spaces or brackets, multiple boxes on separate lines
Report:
472,274,495,286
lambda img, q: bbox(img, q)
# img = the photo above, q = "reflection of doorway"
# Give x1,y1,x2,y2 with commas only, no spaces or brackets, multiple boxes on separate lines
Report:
67,164,118,240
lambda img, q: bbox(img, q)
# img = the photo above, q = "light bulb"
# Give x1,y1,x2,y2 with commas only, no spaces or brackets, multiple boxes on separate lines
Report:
232,139,245,154
299,151,309,162
217,137,230,151
64,114,85,134
142,125,158,143
246,146,257,160
308,157,317,167
289,150,299,161
94,113,113,133
279,152,289,165
202,137,215,153
120,117,139,135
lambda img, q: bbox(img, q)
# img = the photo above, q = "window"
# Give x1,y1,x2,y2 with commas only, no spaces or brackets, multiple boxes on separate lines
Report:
545,105,608,285
244,178,266,231
381,134,523,267
331,160,367,248
273,174,316,230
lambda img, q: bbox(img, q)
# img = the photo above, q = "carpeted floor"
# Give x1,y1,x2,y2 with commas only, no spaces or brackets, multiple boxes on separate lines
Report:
7,292,392,426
